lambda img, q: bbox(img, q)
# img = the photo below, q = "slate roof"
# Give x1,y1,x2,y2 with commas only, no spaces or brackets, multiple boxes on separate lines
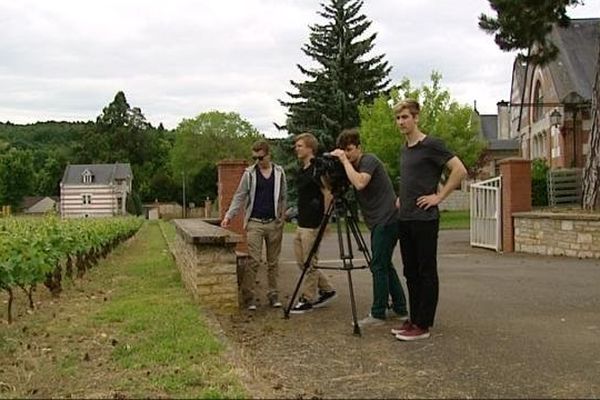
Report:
487,138,520,151
479,114,520,151
20,196,58,210
548,18,600,103
61,163,132,185
480,115,498,142
510,18,599,107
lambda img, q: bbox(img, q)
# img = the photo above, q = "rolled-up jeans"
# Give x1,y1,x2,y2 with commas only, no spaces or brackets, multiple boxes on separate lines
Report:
369,221,407,319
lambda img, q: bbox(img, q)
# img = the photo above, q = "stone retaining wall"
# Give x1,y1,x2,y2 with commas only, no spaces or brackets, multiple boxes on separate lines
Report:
172,218,241,313
513,211,600,259
439,190,470,211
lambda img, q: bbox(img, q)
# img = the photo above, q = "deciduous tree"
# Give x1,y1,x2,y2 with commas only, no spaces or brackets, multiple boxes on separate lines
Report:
0,148,35,209
360,73,485,185
170,111,263,204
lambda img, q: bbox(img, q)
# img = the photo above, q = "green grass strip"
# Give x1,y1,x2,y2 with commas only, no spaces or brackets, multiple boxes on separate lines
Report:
92,222,246,398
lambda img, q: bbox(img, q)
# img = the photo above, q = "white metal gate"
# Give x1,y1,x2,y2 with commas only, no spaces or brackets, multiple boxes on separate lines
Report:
470,176,502,251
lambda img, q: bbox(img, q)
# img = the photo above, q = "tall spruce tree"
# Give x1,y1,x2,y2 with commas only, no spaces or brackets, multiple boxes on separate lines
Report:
279,0,391,150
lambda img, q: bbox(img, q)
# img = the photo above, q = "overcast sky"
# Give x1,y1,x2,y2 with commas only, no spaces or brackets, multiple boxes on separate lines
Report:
1,0,598,137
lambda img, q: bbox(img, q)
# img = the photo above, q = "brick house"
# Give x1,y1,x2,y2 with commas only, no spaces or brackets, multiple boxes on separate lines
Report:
508,18,599,168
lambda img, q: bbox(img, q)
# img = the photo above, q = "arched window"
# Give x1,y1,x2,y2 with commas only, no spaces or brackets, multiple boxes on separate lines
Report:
533,80,543,122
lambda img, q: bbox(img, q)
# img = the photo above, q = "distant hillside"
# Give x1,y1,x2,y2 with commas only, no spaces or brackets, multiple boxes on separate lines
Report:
0,121,94,151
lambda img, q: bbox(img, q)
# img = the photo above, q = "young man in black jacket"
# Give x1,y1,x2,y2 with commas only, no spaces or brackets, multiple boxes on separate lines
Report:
290,133,337,313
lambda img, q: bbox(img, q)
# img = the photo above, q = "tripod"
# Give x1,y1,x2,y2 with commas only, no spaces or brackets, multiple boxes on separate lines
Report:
283,190,371,336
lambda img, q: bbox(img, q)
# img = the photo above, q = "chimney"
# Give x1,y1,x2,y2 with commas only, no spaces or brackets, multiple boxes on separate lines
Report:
497,100,510,140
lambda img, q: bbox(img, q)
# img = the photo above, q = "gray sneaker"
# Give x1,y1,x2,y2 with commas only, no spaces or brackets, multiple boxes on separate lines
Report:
268,293,282,308
385,309,409,321
353,314,386,328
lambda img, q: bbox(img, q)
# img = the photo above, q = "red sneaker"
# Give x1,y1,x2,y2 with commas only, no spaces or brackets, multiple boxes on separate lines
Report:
395,326,430,341
390,320,413,335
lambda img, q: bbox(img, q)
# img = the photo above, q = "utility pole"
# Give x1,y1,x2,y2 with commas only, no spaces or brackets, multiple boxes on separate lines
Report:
182,171,186,218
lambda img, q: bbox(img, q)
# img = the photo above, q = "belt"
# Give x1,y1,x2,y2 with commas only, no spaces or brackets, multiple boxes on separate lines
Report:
249,217,276,224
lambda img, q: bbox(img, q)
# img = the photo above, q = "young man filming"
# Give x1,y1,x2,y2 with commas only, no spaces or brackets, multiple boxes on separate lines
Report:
330,128,407,328
290,133,337,313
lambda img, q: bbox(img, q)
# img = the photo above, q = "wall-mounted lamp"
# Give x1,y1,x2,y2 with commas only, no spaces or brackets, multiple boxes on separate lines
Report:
550,109,562,127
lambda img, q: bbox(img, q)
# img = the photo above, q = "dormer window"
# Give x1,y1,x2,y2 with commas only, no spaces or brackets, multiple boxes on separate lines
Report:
82,169,94,184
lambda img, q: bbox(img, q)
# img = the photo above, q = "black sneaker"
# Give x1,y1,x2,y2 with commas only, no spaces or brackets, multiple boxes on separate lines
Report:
290,297,313,314
313,290,337,308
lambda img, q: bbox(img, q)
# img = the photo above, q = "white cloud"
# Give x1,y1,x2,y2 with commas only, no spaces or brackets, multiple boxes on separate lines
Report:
0,0,598,137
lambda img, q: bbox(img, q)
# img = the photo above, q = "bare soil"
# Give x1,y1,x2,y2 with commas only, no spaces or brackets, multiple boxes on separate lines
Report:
213,231,600,398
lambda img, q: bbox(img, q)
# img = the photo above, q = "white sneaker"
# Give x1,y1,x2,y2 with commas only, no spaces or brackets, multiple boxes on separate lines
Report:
247,304,257,311
290,297,314,314
353,314,385,328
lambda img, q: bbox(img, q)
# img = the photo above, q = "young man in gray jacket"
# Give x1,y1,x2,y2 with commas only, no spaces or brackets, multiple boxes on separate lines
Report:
221,140,287,310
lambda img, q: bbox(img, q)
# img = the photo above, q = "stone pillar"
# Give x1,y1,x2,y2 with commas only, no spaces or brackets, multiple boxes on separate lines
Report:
217,160,248,253
499,158,532,252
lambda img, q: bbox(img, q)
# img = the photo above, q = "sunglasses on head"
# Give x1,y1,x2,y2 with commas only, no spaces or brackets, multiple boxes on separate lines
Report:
252,155,265,161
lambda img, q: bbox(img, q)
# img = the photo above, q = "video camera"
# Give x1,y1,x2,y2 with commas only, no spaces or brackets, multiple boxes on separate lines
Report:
313,152,349,195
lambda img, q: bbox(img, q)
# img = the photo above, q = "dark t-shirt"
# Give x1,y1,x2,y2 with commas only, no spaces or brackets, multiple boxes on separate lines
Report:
355,153,398,229
296,162,324,228
398,136,454,221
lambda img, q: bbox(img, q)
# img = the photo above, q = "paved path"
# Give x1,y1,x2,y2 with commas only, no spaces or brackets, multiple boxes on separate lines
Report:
220,229,600,398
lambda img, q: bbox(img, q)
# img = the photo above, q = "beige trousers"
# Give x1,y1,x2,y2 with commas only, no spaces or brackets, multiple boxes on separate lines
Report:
293,227,334,302
243,219,283,305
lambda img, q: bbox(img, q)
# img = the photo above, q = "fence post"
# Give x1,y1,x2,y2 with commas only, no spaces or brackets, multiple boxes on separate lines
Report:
217,160,249,254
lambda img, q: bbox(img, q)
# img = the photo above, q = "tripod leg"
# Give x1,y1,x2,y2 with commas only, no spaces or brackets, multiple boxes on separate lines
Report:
339,197,371,336
335,207,362,336
284,255,311,319
347,267,362,336
346,202,372,265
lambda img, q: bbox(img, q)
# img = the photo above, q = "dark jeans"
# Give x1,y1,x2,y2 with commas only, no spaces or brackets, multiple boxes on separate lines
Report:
370,222,407,319
398,219,439,328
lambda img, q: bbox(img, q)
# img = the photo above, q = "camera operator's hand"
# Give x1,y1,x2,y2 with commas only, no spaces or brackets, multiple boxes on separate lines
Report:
329,149,348,164
330,148,371,191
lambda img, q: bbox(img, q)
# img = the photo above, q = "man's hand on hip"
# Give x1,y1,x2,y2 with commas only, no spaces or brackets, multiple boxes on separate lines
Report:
416,193,441,210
